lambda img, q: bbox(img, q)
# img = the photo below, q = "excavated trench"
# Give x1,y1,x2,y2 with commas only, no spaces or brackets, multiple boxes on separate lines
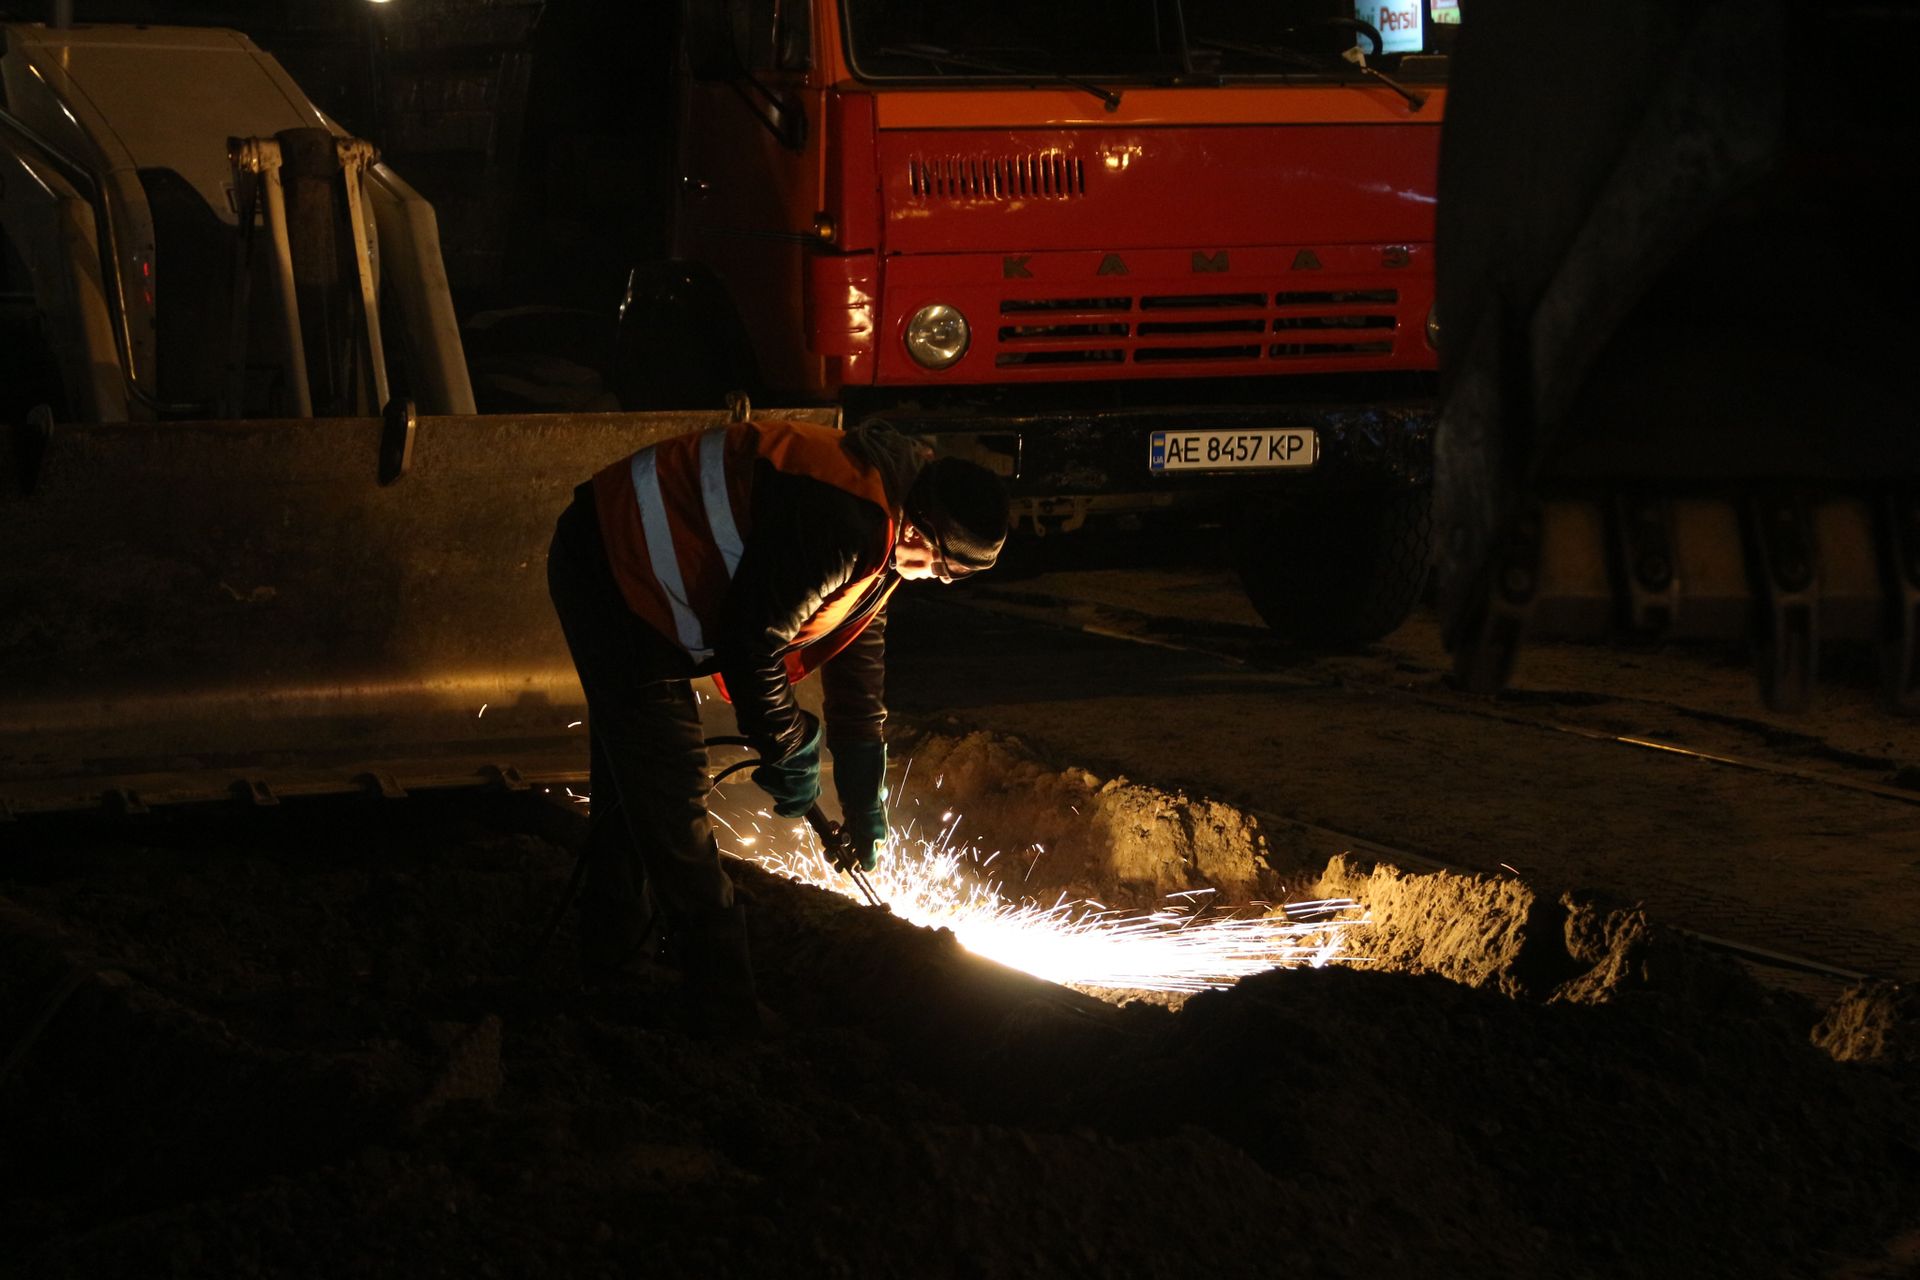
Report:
0,729,1916,1278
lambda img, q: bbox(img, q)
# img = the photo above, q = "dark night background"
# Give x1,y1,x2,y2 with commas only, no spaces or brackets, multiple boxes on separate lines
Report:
24,0,676,316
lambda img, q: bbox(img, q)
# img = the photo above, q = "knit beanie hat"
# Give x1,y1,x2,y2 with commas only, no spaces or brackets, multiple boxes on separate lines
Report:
902,457,1011,574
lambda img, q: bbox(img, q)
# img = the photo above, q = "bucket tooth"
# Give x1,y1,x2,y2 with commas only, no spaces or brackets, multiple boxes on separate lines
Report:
1746,495,1819,713
103,789,148,817
1610,493,1677,635
232,778,279,807
356,771,408,800
482,764,530,792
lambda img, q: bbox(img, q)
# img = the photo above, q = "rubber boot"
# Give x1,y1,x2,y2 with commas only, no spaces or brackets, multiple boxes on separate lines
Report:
675,904,768,1040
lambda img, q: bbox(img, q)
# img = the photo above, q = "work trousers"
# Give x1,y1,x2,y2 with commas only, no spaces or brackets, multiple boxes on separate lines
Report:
546,492,735,932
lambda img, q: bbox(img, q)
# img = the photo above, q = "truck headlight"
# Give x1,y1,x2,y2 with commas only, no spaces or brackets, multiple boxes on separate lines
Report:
905,303,970,369
1425,303,1440,351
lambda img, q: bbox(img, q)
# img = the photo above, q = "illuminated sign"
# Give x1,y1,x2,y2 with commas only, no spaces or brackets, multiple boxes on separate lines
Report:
1363,2,1424,54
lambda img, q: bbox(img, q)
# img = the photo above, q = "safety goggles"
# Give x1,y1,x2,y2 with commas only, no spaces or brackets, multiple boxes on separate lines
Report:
906,521,977,583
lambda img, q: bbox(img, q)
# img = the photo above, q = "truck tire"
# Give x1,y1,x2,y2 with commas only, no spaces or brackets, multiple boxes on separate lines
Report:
1232,488,1433,648
610,263,759,410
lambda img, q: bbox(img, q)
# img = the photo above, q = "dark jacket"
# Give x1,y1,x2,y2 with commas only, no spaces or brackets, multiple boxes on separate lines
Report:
718,421,924,761
554,423,924,764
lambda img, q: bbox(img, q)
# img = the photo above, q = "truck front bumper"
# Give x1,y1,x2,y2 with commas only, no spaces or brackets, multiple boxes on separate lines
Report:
867,400,1435,531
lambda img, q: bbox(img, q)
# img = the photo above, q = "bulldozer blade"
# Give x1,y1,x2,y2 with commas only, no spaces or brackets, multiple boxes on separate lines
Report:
0,408,837,817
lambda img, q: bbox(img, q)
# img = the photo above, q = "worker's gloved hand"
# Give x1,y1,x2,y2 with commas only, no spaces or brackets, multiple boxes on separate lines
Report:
832,738,888,872
752,712,822,817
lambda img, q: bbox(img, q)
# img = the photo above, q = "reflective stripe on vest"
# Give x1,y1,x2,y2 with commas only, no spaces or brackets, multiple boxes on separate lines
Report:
629,444,713,660
627,427,744,662
699,427,745,577
593,419,894,668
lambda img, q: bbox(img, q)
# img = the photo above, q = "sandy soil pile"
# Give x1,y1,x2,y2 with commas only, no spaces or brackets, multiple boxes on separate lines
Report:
893,728,1277,907
2,743,1916,1278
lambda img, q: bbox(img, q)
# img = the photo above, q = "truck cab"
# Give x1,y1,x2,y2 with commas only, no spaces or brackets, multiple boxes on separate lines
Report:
637,0,1454,645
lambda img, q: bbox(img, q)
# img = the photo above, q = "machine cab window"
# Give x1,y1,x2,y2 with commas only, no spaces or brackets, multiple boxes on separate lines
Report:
686,0,811,80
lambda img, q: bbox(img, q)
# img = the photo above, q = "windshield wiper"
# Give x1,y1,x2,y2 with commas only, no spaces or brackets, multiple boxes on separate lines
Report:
873,42,1123,113
1194,36,1428,112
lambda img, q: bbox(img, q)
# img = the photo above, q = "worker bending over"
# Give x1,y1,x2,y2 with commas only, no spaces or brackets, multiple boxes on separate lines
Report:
546,417,1009,1033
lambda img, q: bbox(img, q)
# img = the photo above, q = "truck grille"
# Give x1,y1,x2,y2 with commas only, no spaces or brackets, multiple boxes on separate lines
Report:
994,290,1402,367
908,153,1088,200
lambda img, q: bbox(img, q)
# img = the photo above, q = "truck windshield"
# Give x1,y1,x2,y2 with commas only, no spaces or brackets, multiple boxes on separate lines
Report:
841,0,1455,83
841,0,1178,80
1181,1,1455,72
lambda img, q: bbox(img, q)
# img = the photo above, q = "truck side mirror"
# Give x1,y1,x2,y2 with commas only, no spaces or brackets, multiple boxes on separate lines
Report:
761,91,808,150
682,0,810,152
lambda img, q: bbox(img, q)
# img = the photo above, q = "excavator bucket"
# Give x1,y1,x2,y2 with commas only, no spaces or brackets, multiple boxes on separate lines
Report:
0,407,837,818
1432,0,1920,711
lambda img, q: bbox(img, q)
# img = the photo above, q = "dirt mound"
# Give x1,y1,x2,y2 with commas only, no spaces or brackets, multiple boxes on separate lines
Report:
1314,855,1768,1010
3,774,1918,1278
896,729,1275,905
1815,980,1920,1068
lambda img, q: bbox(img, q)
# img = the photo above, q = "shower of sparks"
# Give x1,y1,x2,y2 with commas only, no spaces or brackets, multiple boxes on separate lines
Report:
719,804,1360,993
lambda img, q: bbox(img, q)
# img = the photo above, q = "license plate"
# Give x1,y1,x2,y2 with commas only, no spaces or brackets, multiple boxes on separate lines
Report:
1149,428,1319,472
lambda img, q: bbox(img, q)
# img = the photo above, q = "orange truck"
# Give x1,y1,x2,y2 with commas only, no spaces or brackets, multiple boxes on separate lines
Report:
624,0,1452,645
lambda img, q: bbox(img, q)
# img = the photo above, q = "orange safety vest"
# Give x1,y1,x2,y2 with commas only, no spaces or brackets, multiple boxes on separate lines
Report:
591,419,898,684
